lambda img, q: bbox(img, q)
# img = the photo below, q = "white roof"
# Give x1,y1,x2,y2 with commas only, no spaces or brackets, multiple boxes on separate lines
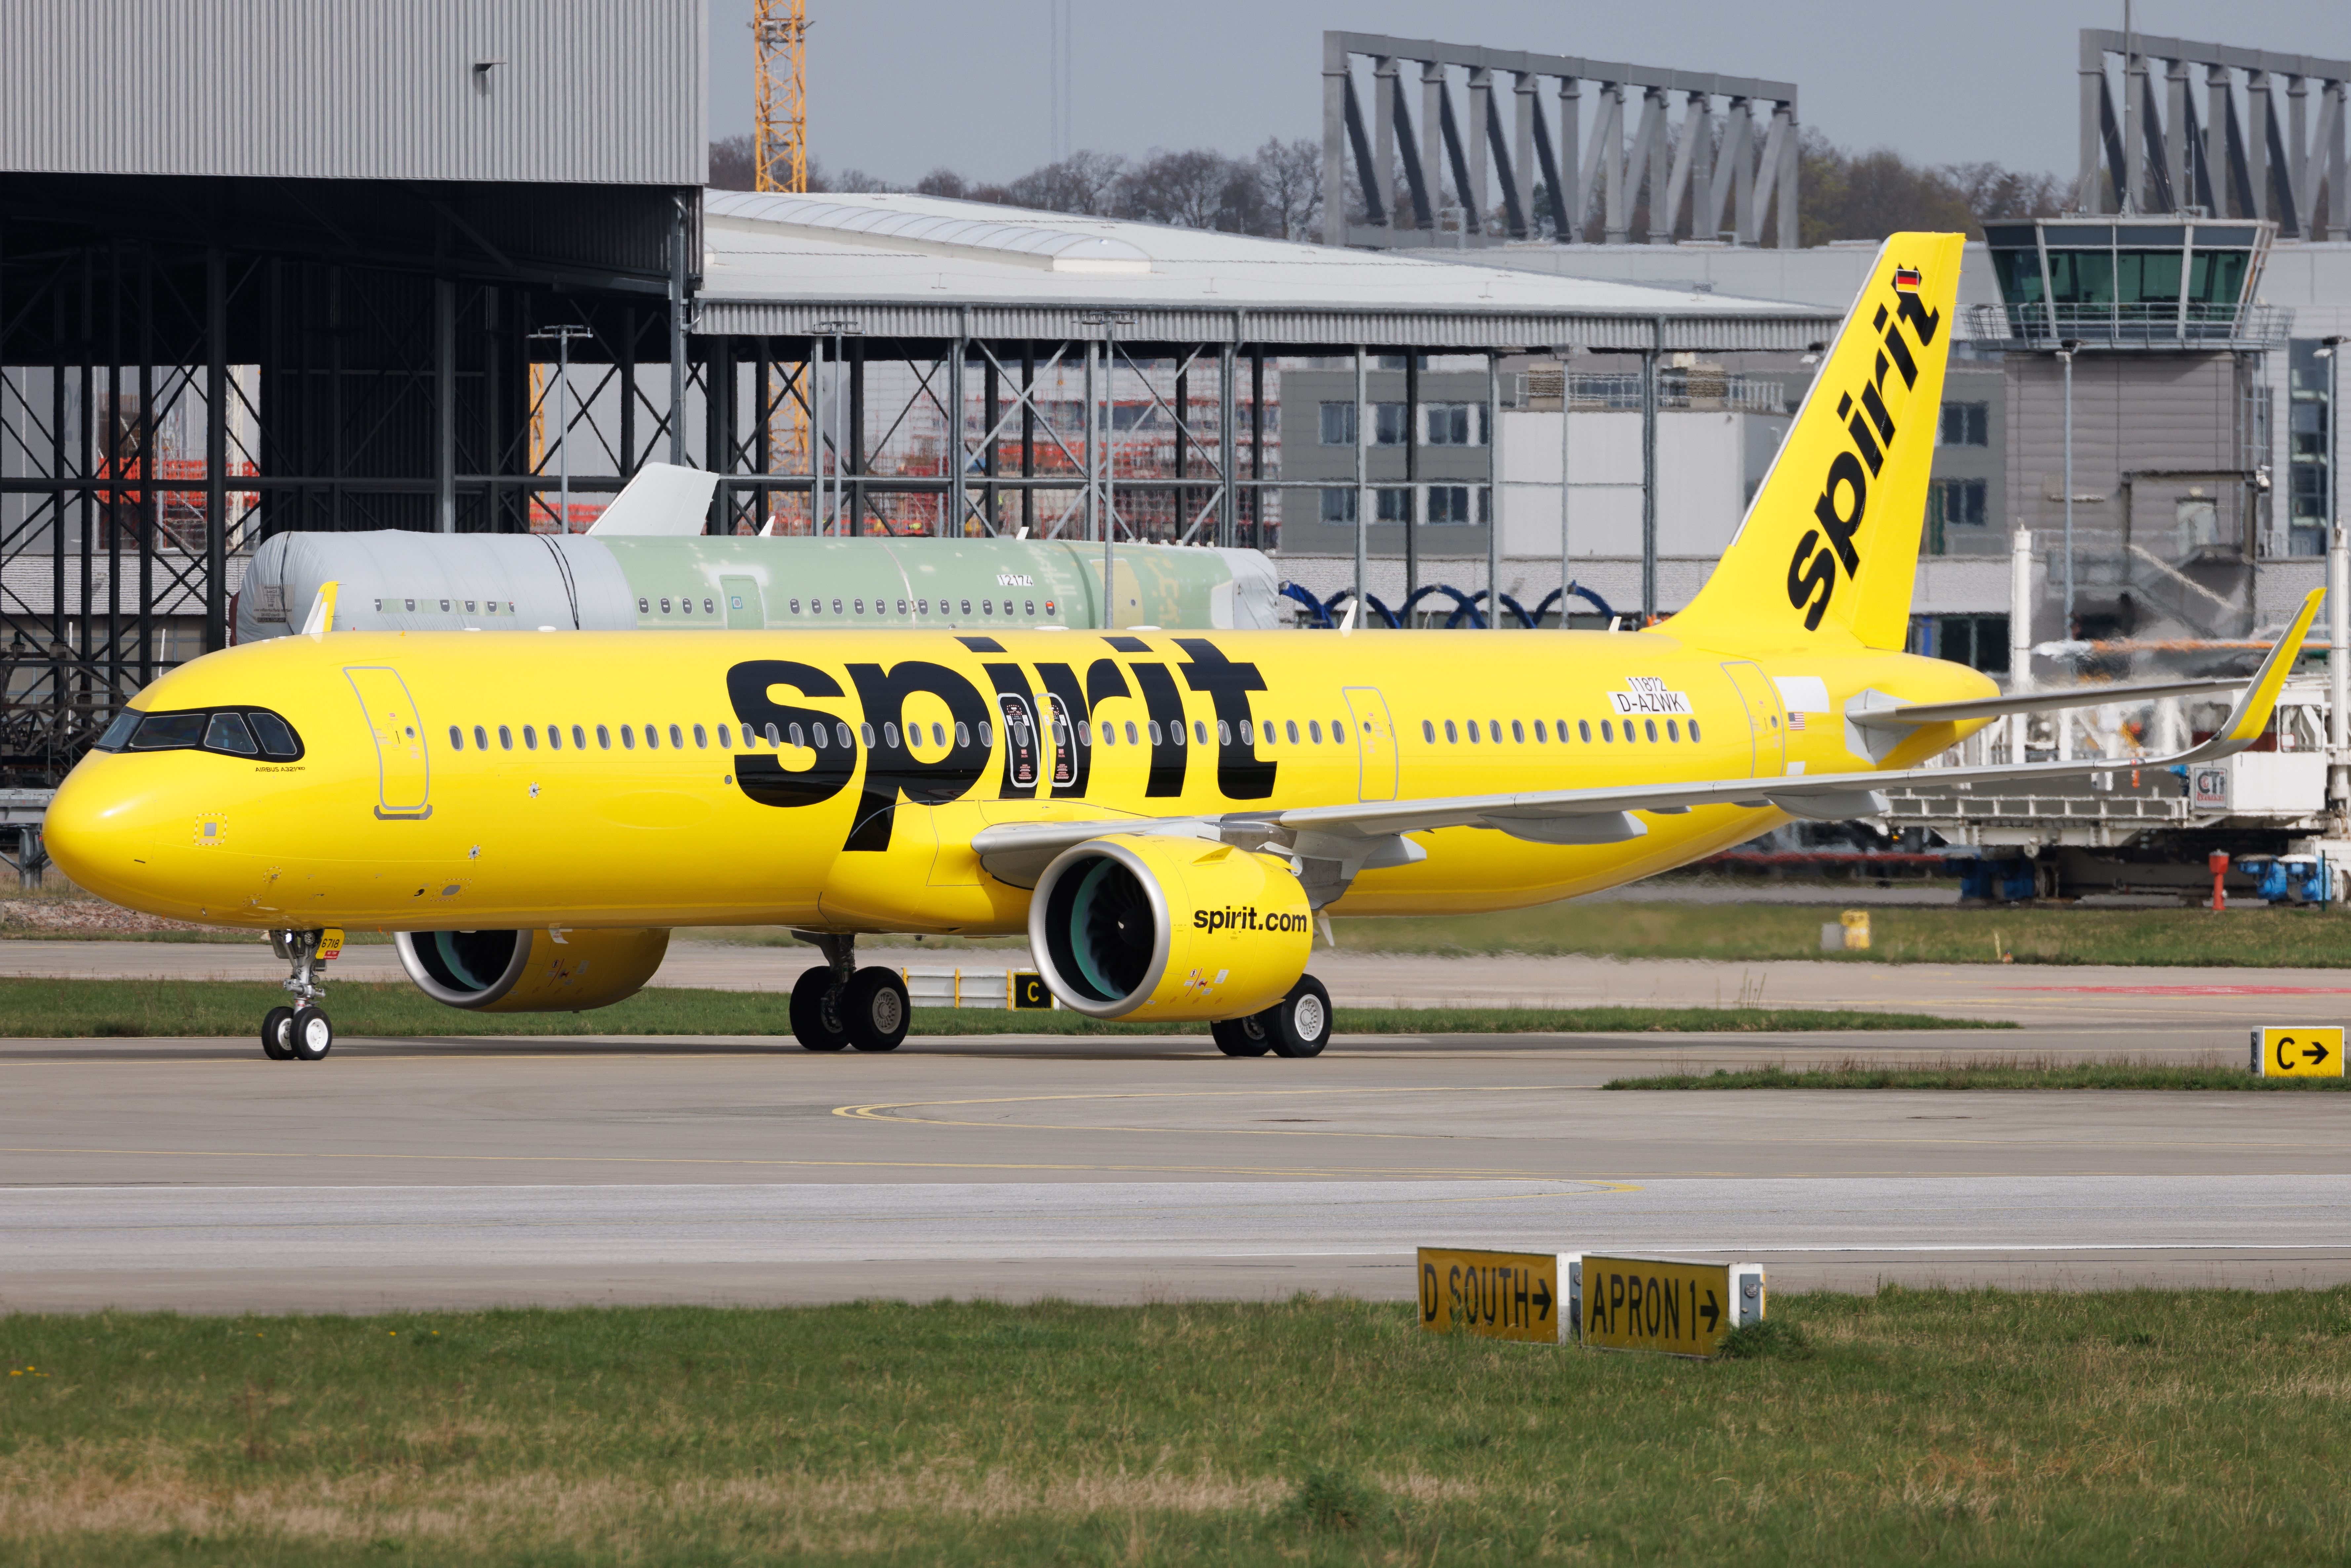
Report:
695,190,1836,351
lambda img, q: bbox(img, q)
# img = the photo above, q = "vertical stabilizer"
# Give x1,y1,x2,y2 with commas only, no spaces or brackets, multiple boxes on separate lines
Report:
586,462,721,537
1669,232,1964,649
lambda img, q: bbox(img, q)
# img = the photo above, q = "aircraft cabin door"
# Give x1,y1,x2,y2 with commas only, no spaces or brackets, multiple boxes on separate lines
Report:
1343,687,1399,801
345,666,431,819
721,576,764,629
1719,661,1786,777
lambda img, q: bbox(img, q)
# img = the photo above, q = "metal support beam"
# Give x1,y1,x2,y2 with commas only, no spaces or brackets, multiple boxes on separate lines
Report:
1353,344,1368,615
949,319,966,537
435,274,455,532
1640,328,1659,619
1217,341,1236,547
668,194,688,465
1486,350,1500,631
204,247,226,650
1323,33,1796,249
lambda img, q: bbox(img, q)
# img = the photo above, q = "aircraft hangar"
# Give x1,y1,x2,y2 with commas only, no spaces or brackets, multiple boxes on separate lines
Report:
0,2,1834,791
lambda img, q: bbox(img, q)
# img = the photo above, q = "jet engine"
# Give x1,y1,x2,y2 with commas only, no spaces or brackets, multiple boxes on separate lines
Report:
394,928,672,1012
1028,833,1312,1022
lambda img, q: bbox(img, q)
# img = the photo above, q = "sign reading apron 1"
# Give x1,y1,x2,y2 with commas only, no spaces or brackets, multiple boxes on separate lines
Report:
1572,1254,1767,1359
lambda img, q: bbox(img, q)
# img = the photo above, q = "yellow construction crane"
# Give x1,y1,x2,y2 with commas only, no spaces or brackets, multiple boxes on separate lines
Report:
752,0,813,529
752,0,808,194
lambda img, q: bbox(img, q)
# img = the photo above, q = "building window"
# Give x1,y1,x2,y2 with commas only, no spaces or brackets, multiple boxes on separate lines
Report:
1939,402,1990,446
1924,479,1987,555
1320,488,1356,525
1423,404,1489,446
1909,613,2011,674
1425,485,1490,526
2290,339,2335,553
1318,401,1406,446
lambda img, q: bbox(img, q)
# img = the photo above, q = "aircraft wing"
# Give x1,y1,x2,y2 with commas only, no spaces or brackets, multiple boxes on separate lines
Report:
969,588,2322,883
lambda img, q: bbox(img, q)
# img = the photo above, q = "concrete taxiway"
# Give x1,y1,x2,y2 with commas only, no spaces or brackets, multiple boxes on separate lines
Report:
8,936,2351,1028
3,1023,2347,1312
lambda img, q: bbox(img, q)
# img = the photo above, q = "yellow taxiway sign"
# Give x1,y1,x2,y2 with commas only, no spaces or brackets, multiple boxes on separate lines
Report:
1417,1248,1568,1344
1576,1254,1765,1358
2252,1026,2344,1078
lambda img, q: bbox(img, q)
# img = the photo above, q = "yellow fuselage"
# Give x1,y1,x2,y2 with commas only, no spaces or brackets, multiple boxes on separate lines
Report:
46,626,1992,934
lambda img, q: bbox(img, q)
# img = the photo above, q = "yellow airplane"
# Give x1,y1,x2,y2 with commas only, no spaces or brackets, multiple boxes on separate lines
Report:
44,233,2319,1062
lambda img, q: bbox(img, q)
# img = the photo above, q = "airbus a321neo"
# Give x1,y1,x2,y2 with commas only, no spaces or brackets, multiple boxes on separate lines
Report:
45,233,2319,1060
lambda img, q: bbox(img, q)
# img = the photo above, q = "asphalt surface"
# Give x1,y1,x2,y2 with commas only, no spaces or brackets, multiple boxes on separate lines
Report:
3,1004,2348,1312
13,936,2351,1028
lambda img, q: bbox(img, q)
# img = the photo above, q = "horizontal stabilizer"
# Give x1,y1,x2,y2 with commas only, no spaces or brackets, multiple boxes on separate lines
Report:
586,463,720,537
1863,674,2259,729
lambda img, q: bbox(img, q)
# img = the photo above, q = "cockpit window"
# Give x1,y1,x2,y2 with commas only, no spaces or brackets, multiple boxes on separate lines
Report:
204,712,259,755
101,706,304,760
130,713,208,750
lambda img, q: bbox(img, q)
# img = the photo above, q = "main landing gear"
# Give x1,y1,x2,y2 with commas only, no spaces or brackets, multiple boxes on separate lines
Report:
789,932,909,1054
1210,974,1332,1060
261,930,335,1062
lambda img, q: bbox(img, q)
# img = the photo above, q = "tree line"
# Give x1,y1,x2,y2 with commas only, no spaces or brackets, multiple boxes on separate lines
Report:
708,130,2065,244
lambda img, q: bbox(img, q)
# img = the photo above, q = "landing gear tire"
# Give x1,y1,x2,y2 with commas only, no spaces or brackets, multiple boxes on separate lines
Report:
842,966,910,1053
1264,974,1332,1059
260,1006,296,1061
1210,1014,1272,1057
790,966,851,1052
289,1006,334,1062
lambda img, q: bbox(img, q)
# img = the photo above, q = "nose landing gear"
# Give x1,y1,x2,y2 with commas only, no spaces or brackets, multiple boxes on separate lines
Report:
263,930,334,1061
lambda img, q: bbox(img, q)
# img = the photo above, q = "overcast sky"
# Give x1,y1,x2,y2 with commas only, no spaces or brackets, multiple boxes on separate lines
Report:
706,1,2351,184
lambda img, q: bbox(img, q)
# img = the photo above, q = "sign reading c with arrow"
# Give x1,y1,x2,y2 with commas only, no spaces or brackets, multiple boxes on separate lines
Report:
2253,1026,2346,1080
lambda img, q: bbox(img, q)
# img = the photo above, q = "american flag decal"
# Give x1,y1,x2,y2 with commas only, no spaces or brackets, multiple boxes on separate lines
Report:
1788,712,1807,732
1893,266,1923,291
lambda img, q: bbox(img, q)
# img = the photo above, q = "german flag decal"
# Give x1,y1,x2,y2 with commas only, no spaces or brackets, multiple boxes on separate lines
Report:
1893,266,1923,291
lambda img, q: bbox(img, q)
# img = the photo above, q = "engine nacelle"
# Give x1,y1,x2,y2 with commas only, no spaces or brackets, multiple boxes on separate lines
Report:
1029,833,1312,1022
394,928,671,1012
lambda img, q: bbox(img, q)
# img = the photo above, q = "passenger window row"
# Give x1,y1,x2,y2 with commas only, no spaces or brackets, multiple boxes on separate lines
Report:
443,720,1028,756
785,595,1054,620
373,597,516,615
1421,716,1701,746
636,592,1065,622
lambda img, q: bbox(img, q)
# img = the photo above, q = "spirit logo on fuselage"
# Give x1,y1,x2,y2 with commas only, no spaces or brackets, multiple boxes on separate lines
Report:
723,635,1279,851
1784,270,1941,632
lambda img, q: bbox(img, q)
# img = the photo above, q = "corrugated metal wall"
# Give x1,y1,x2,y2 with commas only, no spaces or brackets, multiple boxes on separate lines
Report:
0,0,704,185
692,301,1833,353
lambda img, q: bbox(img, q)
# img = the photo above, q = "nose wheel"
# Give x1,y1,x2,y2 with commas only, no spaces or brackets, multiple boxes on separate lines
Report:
261,929,334,1061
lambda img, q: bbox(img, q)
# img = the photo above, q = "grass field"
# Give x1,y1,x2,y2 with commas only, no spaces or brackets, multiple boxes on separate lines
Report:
2,1290,2347,1564
1606,1055,2348,1091
0,978,1992,1039
1328,899,2351,967
15,884,2351,967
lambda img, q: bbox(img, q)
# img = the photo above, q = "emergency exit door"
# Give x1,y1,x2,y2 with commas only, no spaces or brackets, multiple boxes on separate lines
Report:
721,576,763,629
1719,661,1787,777
1344,687,1399,801
345,666,431,818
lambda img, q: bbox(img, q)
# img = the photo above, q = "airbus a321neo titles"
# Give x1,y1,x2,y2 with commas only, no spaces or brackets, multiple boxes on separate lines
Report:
45,234,2319,1061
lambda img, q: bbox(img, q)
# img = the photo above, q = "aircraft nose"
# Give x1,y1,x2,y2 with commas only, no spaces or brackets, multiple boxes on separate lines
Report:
42,759,185,918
